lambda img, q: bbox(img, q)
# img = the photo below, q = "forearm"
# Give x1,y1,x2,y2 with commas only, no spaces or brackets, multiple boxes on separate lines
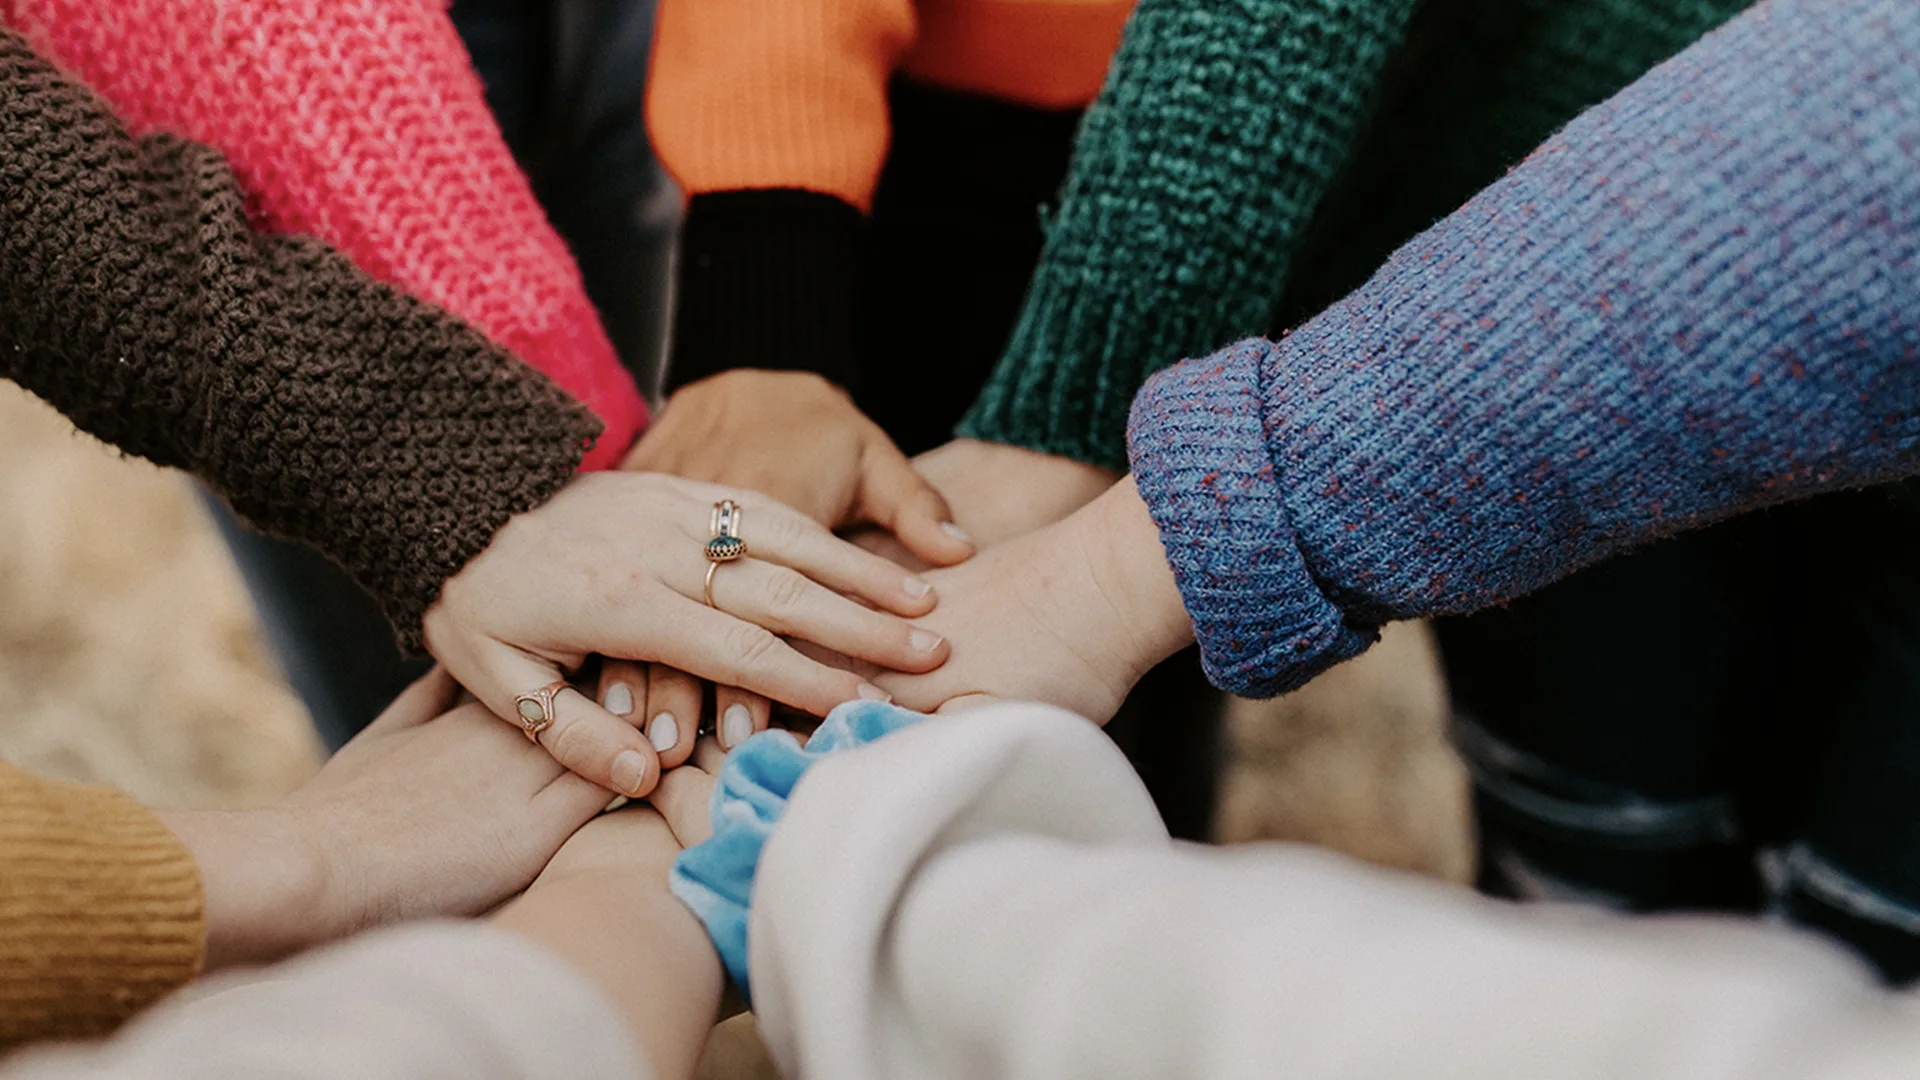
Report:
1129,0,1920,695
650,0,914,392
8,0,646,464
750,708,1920,1080
0,925,647,1080
0,32,598,647
150,811,322,973
959,0,1422,470
493,870,722,1080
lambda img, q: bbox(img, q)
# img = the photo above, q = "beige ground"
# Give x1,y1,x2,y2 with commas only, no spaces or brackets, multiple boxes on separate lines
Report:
0,380,1472,1073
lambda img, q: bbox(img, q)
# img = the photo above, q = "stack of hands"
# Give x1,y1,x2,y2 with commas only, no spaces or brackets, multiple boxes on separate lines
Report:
158,369,1196,1073
421,368,1194,802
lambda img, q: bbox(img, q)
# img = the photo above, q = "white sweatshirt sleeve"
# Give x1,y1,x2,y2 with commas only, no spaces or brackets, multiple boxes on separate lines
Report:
0,923,647,1080
748,703,1920,1080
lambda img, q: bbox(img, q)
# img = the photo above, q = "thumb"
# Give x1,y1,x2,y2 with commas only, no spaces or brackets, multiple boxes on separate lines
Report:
856,442,974,567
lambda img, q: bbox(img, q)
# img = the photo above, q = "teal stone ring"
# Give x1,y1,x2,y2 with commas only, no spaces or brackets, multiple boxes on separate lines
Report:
704,500,748,607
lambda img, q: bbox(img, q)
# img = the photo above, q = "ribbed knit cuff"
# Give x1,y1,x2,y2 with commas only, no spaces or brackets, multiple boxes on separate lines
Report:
958,0,1422,472
1126,339,1376,697
665,190,867,394
0,766,203,1048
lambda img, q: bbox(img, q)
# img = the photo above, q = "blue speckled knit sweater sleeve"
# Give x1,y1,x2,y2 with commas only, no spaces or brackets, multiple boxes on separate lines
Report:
1128,0,1920,698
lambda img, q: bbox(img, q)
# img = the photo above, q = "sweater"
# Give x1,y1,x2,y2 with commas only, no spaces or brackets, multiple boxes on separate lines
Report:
648,0,1133,392
2,924,646,1080
1126,0,1920,698
0,764,202,1048
961,0,1751,471
2,0,646,468
0,30,599,649
19,707,1920,1079
753,705,1920,1080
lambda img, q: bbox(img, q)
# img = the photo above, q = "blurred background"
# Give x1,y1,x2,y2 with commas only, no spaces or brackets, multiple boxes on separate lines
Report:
0,376,1472,1074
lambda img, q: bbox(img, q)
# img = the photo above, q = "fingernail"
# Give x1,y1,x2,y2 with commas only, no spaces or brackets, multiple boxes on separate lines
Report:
648,712,679,753
611,750,650,796
909,628,943,653
603,682,634,717
721,704,753,749
940,522,973,545
903,576,933,599
856,682,892,702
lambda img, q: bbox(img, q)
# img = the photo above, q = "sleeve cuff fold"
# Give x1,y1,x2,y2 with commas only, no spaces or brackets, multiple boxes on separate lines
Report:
665,190,868,393
1126,339,1377,696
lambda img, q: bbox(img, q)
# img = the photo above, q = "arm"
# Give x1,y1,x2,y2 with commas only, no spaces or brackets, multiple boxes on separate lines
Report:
5,0,645,467
1129,0,1920,695
647,0,915,394
957,0,1423,471
877,0,1920,717
0,670,614,1051
0,925,650,1080
0,34,951,797
747,707,1920,1080
3,808,720,1080
0,29,596,649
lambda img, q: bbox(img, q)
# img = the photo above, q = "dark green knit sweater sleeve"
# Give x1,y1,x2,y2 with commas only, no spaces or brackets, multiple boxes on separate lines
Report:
957,0,1420,471
0,31,599,651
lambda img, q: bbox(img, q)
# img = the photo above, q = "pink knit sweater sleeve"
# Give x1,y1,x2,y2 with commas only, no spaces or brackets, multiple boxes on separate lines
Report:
6,0,646,469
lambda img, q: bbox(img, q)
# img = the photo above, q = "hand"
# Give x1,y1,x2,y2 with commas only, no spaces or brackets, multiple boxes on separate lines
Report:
623,370,974,564
609,372,974,756
492,761,724,1080
159,669,610,970
846,439,1121,573
873,478,1195,722
423,471,950,797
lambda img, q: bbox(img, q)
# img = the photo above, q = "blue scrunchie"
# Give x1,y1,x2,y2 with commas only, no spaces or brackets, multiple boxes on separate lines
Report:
669,699,927,1003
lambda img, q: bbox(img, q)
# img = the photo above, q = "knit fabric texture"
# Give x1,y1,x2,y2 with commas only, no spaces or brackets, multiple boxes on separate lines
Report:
4,0,645,469
0,763,202,1048
960,0,1422,470
962,0,1752,470
0,32,601,650
1127,0,1920,697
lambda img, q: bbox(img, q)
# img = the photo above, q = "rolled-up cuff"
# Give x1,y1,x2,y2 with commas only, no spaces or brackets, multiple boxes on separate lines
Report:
1126,339,1376,697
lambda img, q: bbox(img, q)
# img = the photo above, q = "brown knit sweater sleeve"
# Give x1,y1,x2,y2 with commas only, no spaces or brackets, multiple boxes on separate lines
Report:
0,31,602,650
0,763,203,1048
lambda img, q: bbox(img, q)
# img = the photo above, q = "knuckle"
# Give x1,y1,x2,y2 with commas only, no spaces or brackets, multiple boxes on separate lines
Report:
721,623,784,677
545,712,603,769
762,568,813,618
757,509,806,548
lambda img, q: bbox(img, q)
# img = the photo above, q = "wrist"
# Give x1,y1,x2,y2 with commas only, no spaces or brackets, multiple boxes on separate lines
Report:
494,866,723,1080
157,807,329,970
1076,476,1195,681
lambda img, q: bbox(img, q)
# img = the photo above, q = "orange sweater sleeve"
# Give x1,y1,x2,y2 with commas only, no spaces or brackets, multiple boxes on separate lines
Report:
647,0,917,212
0,765,204,1049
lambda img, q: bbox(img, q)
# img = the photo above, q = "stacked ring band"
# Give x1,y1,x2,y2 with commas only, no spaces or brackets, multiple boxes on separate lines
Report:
704,499,748,608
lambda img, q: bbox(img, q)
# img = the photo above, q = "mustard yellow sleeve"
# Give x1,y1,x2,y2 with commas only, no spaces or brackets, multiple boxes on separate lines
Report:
0,763,204,1049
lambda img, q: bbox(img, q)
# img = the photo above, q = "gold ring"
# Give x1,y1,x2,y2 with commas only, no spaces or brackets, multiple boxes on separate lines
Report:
704,500,747,607
512,679,569,743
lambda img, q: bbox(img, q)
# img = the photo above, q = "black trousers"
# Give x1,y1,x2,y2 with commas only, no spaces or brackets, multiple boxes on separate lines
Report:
1444,482,1920,982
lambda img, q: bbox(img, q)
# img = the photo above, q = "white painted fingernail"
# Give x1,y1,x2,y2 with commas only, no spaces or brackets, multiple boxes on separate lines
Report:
648,712,679,753
909,628,943,653
856,683,892,702
603,682,634,716
611,750,650,796
721,704,753,749
903,576,933,599
940,522,973,545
